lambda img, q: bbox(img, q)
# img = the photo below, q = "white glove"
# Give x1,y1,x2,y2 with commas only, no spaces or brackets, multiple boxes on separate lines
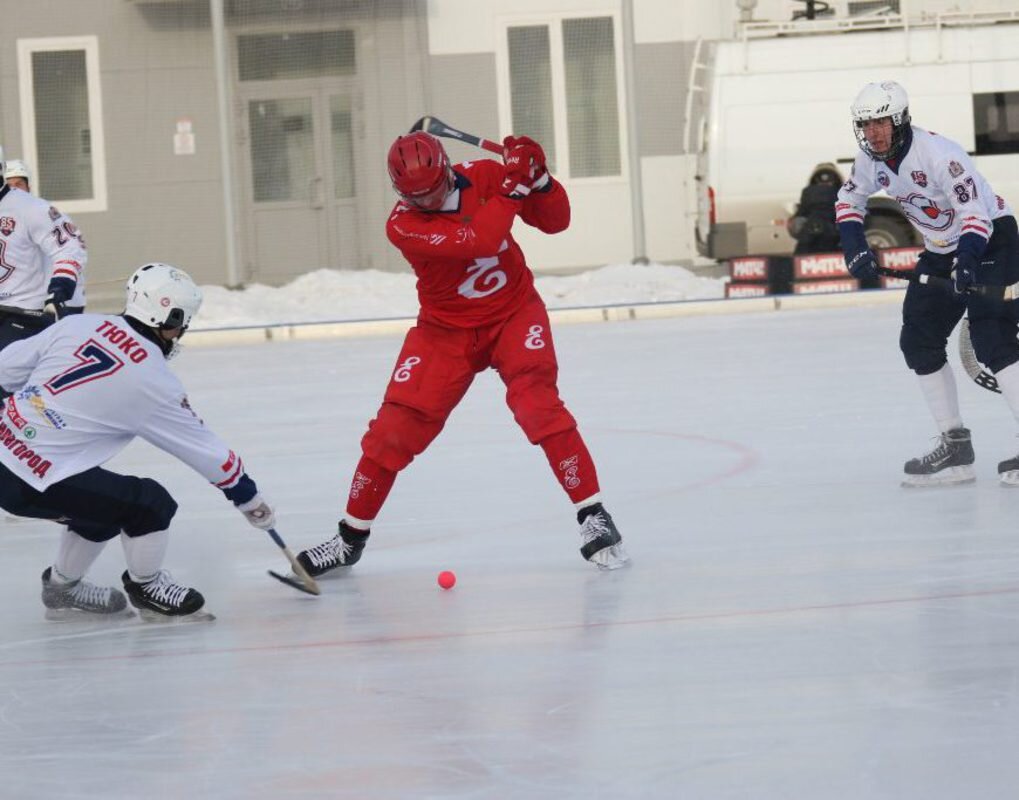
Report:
237,494,277,531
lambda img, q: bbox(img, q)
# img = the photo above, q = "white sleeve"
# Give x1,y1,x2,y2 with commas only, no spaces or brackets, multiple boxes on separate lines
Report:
835,155,877,226
0,323,58,392
25,201,87,290
137,388,248,492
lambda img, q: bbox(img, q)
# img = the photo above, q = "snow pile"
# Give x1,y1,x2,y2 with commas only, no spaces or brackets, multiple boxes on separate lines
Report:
192,262,726,330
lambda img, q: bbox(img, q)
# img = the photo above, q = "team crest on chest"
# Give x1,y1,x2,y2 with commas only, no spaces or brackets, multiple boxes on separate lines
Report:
910,170,928,188
0,217,14,236
877,172,890,188
898,192,954,231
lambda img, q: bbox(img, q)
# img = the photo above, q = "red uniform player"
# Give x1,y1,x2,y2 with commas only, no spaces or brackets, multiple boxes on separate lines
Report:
297,131,628,574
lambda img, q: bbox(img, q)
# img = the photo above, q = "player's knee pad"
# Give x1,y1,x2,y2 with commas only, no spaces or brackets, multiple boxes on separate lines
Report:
361,404,445,473
969,320,1019,374
899,325,947,375
505,367,576,444
121,478,178,537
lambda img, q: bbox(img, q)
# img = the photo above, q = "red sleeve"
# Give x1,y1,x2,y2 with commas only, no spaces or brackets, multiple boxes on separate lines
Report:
386,195,521,259
519,177,570,234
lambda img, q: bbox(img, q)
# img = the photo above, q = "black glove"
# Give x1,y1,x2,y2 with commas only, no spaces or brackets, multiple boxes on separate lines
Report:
44,276,76,320
846,249,879,280
952,251,978,294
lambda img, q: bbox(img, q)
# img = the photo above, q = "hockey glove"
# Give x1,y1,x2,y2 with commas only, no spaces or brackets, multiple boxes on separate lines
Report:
44,276,76,320
500,137,543,200
503,135,549,190
846,249,879,280
237,493,277,531
952,250,978,294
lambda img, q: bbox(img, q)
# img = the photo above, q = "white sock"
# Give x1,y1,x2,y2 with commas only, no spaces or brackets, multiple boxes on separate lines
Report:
344,515,372,532
121,530,169,582
994,362,1019,424
53,528,108,583
917,363,963,433
574,494,602,512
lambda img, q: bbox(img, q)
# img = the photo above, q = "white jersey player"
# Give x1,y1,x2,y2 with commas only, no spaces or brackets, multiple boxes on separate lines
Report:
1,157,87,313
836,81,1019,487
0,263,278,620
0,173,88,352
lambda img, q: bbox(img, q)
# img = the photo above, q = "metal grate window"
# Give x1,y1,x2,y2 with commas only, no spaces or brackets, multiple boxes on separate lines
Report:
974,91,1019,156
238,30,355,81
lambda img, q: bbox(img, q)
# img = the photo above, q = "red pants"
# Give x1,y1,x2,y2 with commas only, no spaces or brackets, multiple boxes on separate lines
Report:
349,293,599,521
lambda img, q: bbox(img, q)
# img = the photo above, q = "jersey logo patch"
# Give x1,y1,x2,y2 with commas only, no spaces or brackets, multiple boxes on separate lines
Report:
948,160,964,178
0,217,14,236
877,172,890,188
48,206,61,221
910,171,928,188
898,193,955,231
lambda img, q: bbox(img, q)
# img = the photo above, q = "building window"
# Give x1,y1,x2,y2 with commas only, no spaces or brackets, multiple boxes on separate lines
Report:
238,30,355,81
563,17,620,178
508,26,557,172
16,36,107,212
248,98,314,203
500,15,624,180
973,91,1019,156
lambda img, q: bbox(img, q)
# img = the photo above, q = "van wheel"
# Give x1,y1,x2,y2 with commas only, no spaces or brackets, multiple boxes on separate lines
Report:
865,215,913,250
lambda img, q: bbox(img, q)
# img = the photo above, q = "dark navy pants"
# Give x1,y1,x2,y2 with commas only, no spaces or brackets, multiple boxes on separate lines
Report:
0,460,177,542
901,215,1019,375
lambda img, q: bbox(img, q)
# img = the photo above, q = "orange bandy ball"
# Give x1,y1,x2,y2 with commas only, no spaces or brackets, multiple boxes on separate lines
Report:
438,570,456,589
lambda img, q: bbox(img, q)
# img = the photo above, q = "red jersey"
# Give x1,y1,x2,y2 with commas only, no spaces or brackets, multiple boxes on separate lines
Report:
385,159,570,329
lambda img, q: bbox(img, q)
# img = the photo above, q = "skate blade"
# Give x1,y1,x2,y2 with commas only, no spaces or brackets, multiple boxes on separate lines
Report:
591,544,632,571
999,470,1019,486
901,466,976,488
268,569,320,596
136,607,216,624
44,607,136,622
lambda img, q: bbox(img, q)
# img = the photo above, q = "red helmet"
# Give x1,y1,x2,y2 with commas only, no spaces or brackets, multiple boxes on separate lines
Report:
387,131,453,211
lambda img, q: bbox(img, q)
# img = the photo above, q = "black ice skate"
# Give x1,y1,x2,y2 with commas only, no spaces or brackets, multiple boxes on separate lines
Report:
997,452,1019,486
902,427,976,487
296,521,370,578
578,503,630,570
121,570,212,622
41,567,132,621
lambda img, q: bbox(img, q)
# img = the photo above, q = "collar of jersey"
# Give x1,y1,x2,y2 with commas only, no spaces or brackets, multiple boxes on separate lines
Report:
884,126,914,174
436,172,471,213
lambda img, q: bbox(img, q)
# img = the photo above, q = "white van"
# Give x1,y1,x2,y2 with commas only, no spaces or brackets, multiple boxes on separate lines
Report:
695,11,1019,260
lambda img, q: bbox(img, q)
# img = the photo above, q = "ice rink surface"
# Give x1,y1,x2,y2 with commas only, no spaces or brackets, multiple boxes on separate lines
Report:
3,300,1019,799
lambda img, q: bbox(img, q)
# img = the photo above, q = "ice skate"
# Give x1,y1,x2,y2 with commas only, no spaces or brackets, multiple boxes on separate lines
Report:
901,427,976,487
578,503,630,570
41,567,133,621
121,570,213,622
296,521,370,578
998,452,1019,486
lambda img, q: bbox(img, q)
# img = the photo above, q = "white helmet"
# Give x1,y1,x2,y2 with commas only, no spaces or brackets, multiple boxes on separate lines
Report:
4,158,31,186
850,81,911,161
124,263,203,358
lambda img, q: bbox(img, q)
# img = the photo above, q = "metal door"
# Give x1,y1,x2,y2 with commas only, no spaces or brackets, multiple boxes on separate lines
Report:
241,87,360,284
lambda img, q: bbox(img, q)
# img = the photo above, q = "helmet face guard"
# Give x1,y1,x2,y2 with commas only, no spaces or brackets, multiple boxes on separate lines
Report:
851,81,911,161
387,131,453,211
